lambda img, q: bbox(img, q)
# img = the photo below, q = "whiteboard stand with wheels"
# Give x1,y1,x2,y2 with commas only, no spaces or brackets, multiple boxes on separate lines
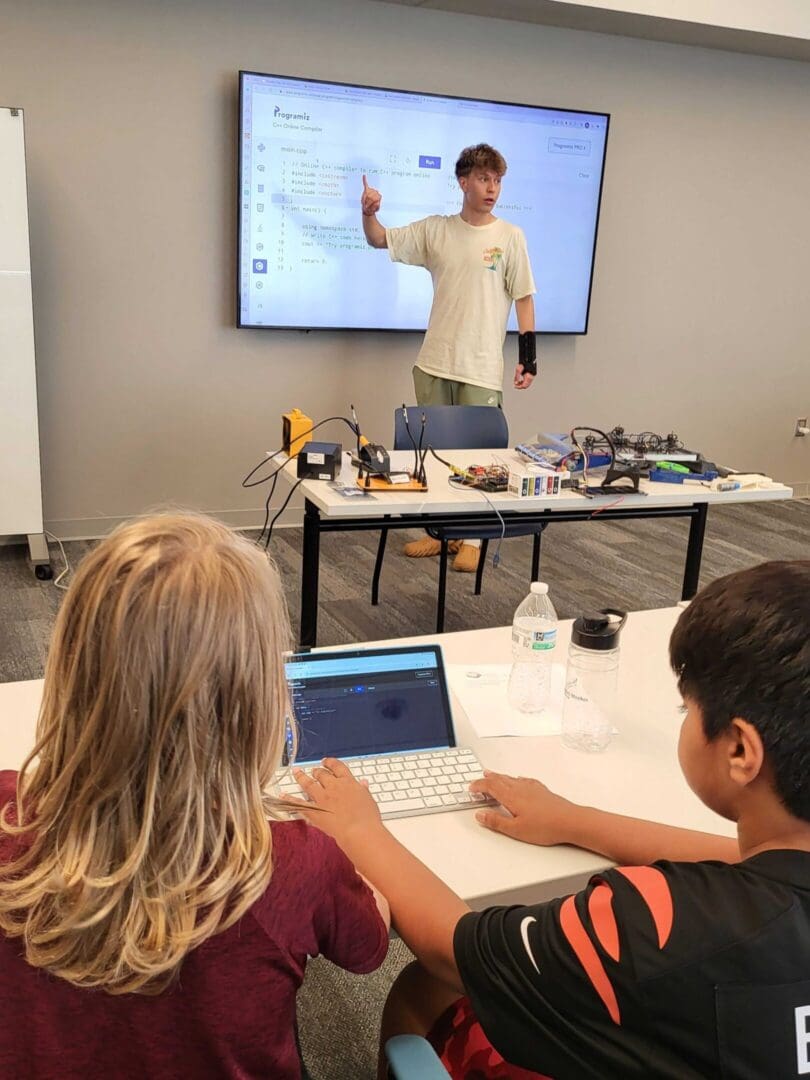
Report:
0,106,50,580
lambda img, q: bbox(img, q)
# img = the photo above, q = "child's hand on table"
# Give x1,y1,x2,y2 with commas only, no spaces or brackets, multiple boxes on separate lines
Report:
470,770,578,846
288,758,384,845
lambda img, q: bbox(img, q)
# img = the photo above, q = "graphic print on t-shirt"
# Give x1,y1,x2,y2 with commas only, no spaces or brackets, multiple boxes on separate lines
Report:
483,246,504,270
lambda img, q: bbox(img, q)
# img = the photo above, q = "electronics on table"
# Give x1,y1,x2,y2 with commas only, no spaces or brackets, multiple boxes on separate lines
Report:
514,427,773,496
274,411,773,501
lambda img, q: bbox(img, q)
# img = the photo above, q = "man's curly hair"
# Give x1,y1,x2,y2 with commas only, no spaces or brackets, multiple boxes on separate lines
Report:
455,144,507,179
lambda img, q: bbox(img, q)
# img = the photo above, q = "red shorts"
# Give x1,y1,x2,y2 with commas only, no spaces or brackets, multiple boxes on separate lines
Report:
427,996,552,1079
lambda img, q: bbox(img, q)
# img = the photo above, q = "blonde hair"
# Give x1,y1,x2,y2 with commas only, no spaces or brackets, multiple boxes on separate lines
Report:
0,513,292,995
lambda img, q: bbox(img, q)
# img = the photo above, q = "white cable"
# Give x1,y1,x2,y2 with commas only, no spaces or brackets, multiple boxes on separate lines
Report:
473,486,506,566
448,477,506,566
44,530,71,590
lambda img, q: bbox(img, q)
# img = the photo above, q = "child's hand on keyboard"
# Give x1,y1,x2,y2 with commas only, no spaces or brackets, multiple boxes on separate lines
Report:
469,771,576,847
288,758,384,842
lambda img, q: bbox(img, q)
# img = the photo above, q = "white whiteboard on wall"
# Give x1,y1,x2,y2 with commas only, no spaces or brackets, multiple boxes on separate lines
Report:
0,106,44,538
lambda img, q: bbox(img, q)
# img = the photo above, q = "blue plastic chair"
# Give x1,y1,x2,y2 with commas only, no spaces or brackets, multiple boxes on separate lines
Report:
371,405,547,632
393,404,509,453
385,1035,450,1078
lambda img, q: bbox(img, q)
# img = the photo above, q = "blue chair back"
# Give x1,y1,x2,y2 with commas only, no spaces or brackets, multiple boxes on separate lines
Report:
393,405,508,452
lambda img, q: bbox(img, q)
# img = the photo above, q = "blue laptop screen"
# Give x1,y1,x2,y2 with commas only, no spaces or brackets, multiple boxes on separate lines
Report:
284,646,455,764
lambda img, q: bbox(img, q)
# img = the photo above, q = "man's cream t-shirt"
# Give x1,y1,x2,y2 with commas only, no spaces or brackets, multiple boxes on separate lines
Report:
386,214,536,392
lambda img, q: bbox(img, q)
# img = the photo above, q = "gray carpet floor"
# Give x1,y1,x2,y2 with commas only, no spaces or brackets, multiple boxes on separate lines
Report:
1,498,808,1078
3,500,808,679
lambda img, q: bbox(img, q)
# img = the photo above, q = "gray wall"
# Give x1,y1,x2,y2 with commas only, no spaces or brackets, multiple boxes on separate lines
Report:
2,0,809,538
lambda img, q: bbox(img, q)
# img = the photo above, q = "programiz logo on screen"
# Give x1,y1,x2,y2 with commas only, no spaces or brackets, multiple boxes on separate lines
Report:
273,105,311,121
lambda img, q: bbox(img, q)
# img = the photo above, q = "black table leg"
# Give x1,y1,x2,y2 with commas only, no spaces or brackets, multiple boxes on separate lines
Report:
682,503,708,600
531,525,545,582
437,538,449,634
371,519,390,606
300,499,321,648
474,539,488,595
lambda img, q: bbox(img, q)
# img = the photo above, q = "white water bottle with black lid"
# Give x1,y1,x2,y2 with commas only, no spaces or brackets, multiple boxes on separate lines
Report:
561,609,627,752
507,582,558,713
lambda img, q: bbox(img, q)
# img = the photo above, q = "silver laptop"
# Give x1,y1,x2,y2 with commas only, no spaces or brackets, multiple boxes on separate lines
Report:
277,644,490,820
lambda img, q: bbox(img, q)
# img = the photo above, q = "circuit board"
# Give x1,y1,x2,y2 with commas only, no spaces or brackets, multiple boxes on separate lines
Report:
450,464,510,492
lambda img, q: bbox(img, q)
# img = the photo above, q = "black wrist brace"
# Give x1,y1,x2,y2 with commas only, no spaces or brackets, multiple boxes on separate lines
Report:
518,332,537,376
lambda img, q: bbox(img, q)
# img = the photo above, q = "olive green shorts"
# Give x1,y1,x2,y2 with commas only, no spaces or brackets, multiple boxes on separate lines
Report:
412,366,503,408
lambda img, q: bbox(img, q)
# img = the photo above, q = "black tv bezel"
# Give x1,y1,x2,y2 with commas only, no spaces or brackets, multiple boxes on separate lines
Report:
237,70,610,336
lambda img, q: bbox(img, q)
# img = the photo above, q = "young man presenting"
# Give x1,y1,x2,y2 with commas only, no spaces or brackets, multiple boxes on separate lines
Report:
292,561,810,1079
361,144,537,571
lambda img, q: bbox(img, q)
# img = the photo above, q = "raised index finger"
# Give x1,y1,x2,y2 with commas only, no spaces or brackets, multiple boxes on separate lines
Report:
362,174,368,190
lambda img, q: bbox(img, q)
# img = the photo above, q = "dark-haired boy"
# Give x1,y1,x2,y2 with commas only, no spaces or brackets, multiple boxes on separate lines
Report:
293,561,810,1078
361,143,536,570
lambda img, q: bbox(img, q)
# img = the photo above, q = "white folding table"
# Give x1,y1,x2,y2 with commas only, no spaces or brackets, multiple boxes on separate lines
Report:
282,449,792,647
0,606,735,909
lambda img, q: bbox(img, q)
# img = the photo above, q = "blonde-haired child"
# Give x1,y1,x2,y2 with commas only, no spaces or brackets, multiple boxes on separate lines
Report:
0,513,389,1078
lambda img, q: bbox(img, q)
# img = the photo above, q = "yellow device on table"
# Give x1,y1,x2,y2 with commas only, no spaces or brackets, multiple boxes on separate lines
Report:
282,409,313,458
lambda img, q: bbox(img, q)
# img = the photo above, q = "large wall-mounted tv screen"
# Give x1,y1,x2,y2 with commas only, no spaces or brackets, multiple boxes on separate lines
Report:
238,72,609,333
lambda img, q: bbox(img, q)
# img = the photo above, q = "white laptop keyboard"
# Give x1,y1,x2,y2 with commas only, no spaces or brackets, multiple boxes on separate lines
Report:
277,746,492,820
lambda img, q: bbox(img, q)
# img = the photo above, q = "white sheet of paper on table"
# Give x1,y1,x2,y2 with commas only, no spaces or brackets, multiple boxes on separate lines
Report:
447,663,567,737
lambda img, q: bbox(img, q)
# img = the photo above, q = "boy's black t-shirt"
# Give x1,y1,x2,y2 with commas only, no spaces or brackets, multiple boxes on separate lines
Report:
454,851,810,1079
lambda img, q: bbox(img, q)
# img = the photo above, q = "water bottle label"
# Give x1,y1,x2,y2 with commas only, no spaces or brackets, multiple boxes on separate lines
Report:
561,673,614,752
512,627,557,651
564,677,588,704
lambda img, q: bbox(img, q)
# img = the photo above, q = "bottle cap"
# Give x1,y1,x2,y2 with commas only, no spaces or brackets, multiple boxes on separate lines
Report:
571,609,627,651
530,582,549,595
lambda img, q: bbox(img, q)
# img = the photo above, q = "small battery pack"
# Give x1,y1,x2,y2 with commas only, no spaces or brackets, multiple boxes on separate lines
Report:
296,441,342,481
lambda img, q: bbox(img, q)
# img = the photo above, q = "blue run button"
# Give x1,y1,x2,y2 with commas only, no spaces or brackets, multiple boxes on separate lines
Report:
418,155,441,169
252,259,268,274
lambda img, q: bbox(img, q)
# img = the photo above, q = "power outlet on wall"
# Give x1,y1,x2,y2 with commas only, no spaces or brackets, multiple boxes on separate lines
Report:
795,418,809,437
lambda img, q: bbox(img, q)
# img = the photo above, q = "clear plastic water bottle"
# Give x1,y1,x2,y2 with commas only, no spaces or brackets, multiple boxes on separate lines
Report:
507,582,558,713
561,609,627,752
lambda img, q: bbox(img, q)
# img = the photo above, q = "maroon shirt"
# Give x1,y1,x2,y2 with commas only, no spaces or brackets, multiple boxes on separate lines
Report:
0,771,388,1078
